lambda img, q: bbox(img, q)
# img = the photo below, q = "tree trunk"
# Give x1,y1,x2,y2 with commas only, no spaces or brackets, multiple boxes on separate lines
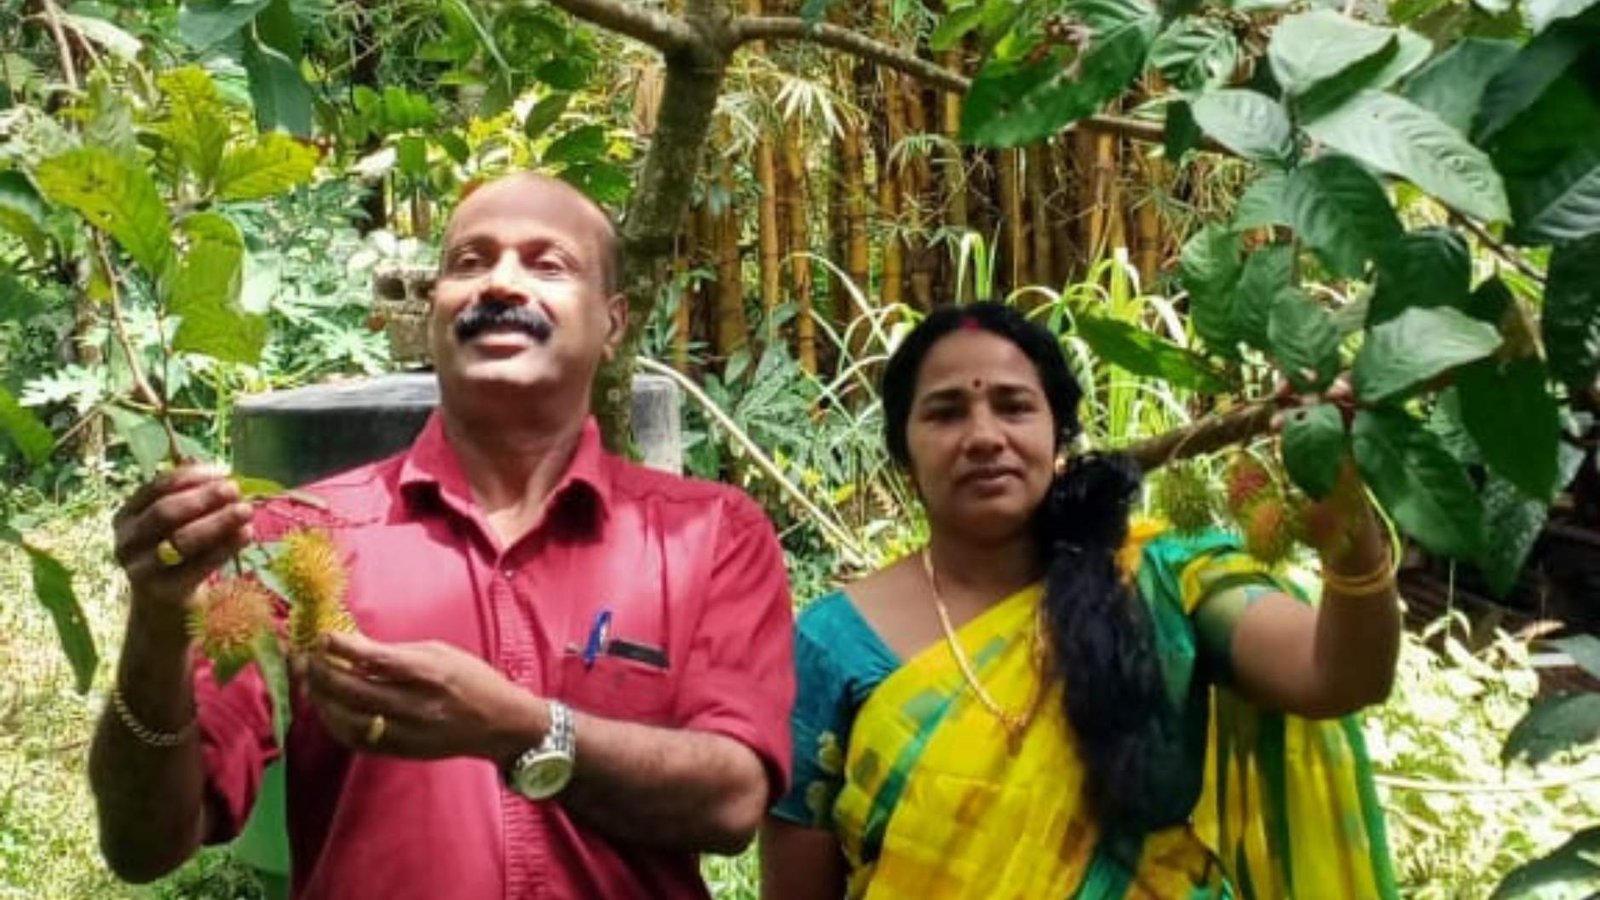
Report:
1027,145,1053,289
713,170,748,358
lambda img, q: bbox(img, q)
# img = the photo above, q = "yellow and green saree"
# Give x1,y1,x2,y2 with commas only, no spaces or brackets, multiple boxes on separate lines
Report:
772,528,1396,899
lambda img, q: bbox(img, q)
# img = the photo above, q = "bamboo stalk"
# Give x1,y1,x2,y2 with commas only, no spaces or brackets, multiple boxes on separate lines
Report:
783,122,817,372
1027,144,1053,289
878,72,905,309
997,148,1025,293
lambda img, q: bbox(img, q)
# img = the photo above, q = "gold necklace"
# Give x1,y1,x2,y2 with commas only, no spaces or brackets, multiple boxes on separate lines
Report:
920,547,1048,753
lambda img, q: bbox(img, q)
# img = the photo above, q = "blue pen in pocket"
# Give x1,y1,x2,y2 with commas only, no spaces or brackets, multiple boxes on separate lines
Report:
581,607,612,669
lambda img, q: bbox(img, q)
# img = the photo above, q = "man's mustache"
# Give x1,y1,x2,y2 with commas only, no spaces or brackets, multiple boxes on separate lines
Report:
453,300,553,343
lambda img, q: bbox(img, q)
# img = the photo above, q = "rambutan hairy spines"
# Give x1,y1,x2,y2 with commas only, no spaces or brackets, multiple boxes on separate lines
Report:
189,577,276,680
1242,497,1296,565
272,527,356,652
1153,461,1216,534
1224,452,1275,519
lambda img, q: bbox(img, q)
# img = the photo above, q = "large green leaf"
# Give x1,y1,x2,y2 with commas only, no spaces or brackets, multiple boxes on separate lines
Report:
1551,635,1600,681
1353,307,1503,402
179,0,270,52
1475,28,1591,143
931,4,985,52
0,532,97,694
0,385,52,465
216,132,318,201
1304,90,1510,222
1543,233,1600,390
1281,403,1347,499
1190,90,1294,165
170,213,266,365
34,148,173,278
1268,288,1341,393
1178,225,1243,355
255,0,301,61
1149,20,1238,91
1508,140,1600,245
0,171,48,259
1368,227,1471,326
543,124,607,166
961,0,1159,147
523,92,570,142
1480,473,1548,597
1232,244,1294,352
1502,693,1600,766
1458,358,1560,501
1400,38,1520,134
158,67,231,191
1283,154,1402,278
1232,170,1289,229
1072,313,1232,391
1164,100,1201,162
1267,11,1395,99
1353,406,1484,558
243,36,313,137
1492,826,1600,900
1369,29,1434,90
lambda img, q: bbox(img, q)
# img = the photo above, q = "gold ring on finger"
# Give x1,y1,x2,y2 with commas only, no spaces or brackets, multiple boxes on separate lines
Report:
155,538,185,568
365,713,386,746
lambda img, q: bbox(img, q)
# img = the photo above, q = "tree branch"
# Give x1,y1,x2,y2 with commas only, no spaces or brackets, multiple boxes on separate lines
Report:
1121,401,1277,472
727,17,1226,153
506,0,698,55
1451,212,1546,285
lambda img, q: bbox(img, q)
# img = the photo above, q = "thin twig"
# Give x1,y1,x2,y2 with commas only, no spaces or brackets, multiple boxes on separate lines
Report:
1452,213,1546,284
1122,401,1278,472
502,0,696,55
38,0,80,93
93,236,182,463
1374,762,1600,794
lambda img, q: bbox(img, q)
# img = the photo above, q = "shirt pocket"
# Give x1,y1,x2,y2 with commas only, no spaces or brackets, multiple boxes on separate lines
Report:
558,651,676,726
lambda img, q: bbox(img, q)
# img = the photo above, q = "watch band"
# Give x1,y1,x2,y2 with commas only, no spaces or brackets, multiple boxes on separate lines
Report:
543,700,575,756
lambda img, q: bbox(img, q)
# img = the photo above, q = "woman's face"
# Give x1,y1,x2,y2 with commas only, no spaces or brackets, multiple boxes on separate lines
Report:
905,329,1058,543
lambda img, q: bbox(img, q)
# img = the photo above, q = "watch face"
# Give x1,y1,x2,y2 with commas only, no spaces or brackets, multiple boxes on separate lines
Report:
514,752,574,800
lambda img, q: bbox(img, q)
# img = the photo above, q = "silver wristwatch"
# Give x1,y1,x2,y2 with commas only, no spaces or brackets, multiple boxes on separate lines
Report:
505,700,576,800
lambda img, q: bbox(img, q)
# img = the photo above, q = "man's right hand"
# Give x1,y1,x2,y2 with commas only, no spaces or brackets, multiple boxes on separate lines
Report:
112,463,255,615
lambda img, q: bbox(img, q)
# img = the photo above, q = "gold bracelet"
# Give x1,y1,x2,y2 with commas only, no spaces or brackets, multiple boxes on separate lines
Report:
1322,558,1397,598
110,686,197,748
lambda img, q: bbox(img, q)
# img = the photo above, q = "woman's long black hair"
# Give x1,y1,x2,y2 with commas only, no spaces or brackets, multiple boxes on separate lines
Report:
882,301,1197,835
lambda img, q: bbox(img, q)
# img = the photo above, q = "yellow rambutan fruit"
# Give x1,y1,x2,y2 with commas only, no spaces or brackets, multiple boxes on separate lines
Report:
272,528,355,652
1242,497,1297,566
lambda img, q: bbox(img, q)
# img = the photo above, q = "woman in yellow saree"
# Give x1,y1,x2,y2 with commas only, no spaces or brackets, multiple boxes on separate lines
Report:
761,303,1401,899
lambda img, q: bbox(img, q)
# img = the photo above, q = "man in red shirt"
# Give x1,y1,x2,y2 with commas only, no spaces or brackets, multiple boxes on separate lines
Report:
88,173,796,898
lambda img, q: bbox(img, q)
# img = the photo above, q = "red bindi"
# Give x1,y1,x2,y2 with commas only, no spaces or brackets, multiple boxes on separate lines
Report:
959,316,981,331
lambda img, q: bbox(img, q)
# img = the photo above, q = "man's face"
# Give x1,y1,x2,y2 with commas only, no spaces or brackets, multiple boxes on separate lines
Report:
429,175,625,408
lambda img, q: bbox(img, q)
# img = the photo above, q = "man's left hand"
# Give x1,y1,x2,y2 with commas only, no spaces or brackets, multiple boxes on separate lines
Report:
302,632,545,764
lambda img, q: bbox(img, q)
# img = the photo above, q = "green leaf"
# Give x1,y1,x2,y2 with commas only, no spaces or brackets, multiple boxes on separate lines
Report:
1550,635,1600,681
254,632,292,746
1368,29,1434,90
1544,233,1600,390
104,407,171,476
0,385,52,465
1281,403,1347,499
1368,227,1471,326
961,0,1159,147
1073,313,1232,392
1502,693,1600,766
1178,225,1243,355
1527,0,1600,32
560,162,632,207
215,132,318,202
1,537,97,694
1464,276,1515,326
1190,89,1294,164
1492,825,1600,900
179,0,269,52
0,171,48,259
523,92,570,142
233,476,286,499
1283,154,1402,278
536,58,590,92
1149,19,1238,91
1233,244,1294,352
1353,406,1484,558
158,67,230,192
254,0,301,60
60,12,142,62
1353,307,1502,402
543,124,607,166
1164,100,1200,161
1400,38,1520,135
1458,358,1560,501
1231,170,1288,229
931,4,985,52
1508,141,1600,245
170,213,266,365
1480,472,1547,597
1474,29,1591,143
34,148,173,278
1304,91,1510,222
243,36,314,137
1267,288,1341,393
1267,11,1395,99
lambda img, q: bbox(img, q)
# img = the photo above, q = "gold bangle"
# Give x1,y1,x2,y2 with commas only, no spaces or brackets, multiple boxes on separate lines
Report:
1322,559,1397,598
110,686,197,748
